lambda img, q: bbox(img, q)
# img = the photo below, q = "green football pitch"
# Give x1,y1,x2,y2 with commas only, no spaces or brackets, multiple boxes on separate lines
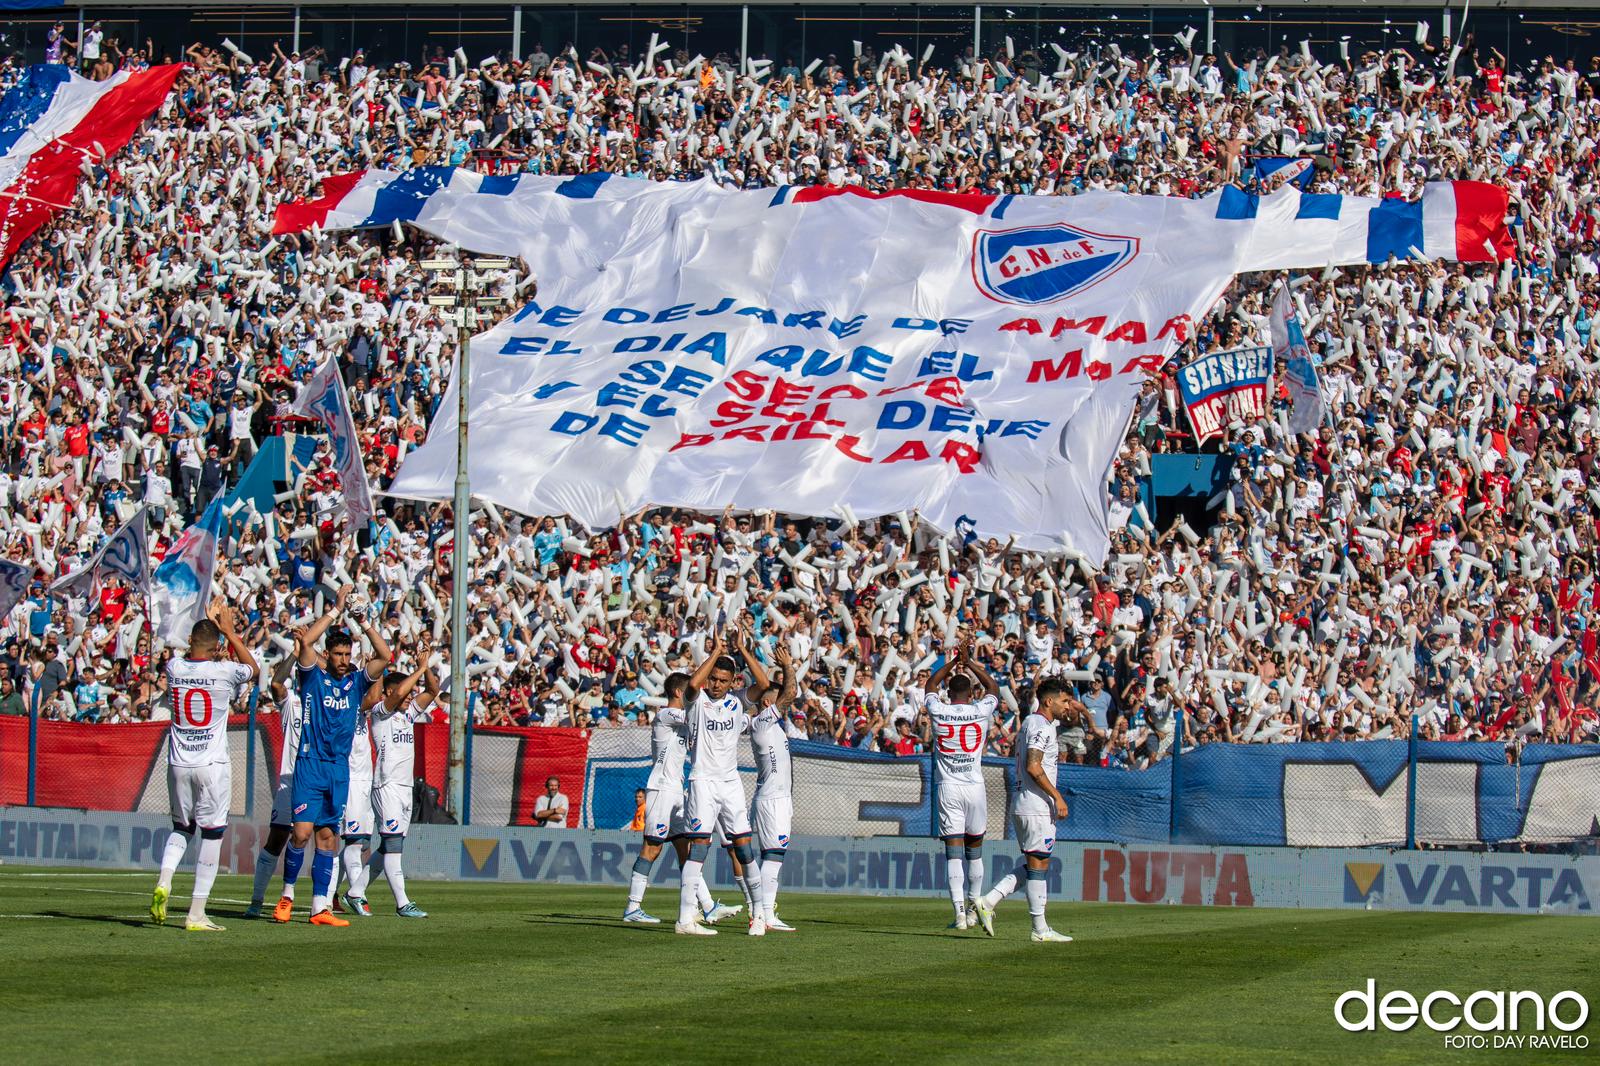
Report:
2,868,1595,1064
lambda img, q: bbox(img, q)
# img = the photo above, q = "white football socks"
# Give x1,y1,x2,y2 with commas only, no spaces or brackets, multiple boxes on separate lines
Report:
1026,876,1049,934
760,858,783,919
342,842,368,898
965,856,985,906
383,852,409,908
187,836,222,922
945,858,966,919
679,859,705,924
157,830,190,892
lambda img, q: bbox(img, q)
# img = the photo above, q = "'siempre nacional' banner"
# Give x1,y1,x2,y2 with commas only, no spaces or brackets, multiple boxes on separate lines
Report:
275,171,1512,557
1177,345,1275,443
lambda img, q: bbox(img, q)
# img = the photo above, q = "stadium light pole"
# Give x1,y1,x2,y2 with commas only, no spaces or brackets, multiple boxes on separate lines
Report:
421,253,508,823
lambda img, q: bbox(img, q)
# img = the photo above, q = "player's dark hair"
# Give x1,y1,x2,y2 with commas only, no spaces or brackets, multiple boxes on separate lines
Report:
948,673,974,699
327,629,355,651
664,671,691,699
1035,678,1071,704
712,655,738,675
189,619,222,647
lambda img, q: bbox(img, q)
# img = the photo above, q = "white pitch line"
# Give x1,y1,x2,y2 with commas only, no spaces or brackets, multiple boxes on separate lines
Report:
0,872,153,877
0,914,149,920
0,884,253,905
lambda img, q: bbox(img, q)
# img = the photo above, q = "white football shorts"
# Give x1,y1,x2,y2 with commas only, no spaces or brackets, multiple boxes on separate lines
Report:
752,791,793,852
1013,812,1057,857
685,776,751,839
642,787,687,843
936,781,987,838
168,763,230,829
372,781,413,837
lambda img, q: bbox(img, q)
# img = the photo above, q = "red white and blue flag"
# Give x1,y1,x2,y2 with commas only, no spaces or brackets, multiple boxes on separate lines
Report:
151,497,224,646
0,63,182,269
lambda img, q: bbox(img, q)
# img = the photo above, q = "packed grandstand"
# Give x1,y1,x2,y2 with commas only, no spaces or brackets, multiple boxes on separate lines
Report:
1,6,1597,799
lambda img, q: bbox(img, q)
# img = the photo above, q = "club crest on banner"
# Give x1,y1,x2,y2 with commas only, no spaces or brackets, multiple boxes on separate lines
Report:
971,223,1139,305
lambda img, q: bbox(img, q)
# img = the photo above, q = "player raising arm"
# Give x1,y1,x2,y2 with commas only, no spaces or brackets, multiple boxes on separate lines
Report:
749,640,801,931
245,654,304,918
274,584,390,927
337,592,387,918
362,634,441,918
676,625,770,937
923,635,999,931
150,602,259,932
973,678,1075,943
622,671,745,927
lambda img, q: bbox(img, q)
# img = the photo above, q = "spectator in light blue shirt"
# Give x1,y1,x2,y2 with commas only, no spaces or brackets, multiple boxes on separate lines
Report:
73,668,106,722
533,516,564,568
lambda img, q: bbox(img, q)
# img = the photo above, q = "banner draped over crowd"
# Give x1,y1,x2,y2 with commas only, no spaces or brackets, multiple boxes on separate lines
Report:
276,170,1512,559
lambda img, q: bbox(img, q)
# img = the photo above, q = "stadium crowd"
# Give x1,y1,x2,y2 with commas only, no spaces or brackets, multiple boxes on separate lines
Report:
1,19,1599,776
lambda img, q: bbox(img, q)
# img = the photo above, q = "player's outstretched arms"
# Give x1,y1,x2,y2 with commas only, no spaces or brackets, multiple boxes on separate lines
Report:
210,601,262,681
773,643,797,710
734,623,769,694
296,584,350,666
964,643,1001,700
688,630,728,691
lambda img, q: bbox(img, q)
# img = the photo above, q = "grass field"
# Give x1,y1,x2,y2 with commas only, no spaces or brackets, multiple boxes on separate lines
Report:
2,868,1596,1064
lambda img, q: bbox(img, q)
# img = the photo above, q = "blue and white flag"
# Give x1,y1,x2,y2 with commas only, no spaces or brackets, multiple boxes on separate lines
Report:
150,498,224,645
1271,284,1324,437
290,358,374,532
51,505,149,598
1251,157,1315,192
0,559,33,622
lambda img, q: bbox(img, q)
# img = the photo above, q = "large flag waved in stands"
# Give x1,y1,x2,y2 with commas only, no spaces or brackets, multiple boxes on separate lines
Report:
276,169,1513,558
0,63,182,269
150,497,223,645
1272,284,1325,436
290,358,375,531
52,504,150,598
0,559,31,623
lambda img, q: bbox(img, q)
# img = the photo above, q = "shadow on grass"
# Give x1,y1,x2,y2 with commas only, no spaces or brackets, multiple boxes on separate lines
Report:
35,910,152,929
522,914,657,930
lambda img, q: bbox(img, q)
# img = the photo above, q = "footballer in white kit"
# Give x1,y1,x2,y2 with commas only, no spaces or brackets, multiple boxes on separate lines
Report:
974,678,1077,943
337,680,378,916
748,642,802,930
922,637,1001,929
150,605,259,932
642,698,690,844
621,672,743,927
246,663,307,918
269,685,305,828
362,641,440,918
675,627,771,937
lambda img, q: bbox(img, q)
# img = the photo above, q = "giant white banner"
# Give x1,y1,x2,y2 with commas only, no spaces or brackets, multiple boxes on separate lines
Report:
276,172,1510,558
